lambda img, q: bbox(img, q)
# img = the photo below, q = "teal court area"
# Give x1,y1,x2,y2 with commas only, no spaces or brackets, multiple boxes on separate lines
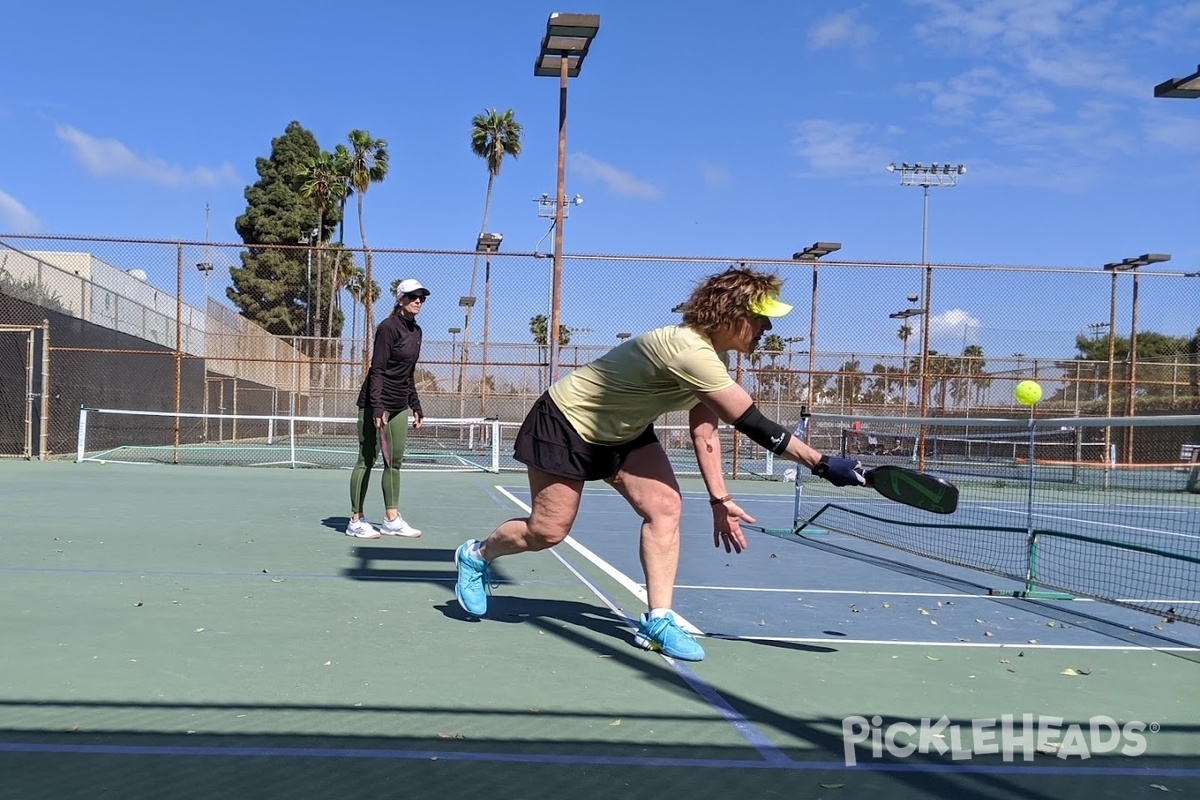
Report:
1,461,1197,799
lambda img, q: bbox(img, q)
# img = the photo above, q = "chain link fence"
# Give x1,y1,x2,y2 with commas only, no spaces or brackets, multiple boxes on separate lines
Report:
1,234,1196,463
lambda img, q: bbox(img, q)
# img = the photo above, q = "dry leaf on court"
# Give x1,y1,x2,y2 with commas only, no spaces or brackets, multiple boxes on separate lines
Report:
1059,668,1092,677
820,783,846,789
1150,784,1169,792
925,655,942,661
917,607,930,615
609,719,621,726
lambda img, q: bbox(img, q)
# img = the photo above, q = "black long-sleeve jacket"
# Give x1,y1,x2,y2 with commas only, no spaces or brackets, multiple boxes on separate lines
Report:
356,312,423,416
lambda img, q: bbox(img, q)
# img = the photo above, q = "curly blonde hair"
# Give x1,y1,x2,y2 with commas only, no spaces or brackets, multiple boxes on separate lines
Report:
680,266,784,338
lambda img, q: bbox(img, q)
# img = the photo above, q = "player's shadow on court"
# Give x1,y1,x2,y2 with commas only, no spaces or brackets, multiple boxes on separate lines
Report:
436,595,840,655
434,595,633,642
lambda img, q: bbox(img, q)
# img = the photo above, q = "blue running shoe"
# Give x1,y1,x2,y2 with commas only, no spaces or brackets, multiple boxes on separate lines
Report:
634,612,705,661
454,539,491,616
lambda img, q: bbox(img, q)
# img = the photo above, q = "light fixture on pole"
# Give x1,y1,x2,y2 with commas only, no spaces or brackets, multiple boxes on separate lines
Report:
534,11,599,386
782,335,805,402
456,296,476,417
476,232,503,415
448,326,462,402
888,162,965,469
195,260,214,301
1154,64,1200,98
889,304,926,415
298,228,319,338
791,242,841,430
1102,252,1170,462
616,332,631,341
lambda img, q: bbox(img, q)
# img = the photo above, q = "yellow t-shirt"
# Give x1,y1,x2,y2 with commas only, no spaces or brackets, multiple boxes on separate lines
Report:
548,325,735,445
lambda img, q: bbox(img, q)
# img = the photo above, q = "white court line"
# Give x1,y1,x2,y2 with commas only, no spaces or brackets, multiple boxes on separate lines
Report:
976,504,1200,541
494,485,704,635
706,635,1199,652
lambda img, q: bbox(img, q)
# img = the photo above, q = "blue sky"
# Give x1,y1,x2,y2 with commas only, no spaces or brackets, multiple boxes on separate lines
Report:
2,0,1197,355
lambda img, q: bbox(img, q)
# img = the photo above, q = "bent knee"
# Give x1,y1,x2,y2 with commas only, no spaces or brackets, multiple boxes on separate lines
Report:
638,491,683,524
525,523,571,550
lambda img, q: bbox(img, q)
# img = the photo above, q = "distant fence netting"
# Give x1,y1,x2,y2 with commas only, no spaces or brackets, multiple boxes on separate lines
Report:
76,408,502,472
1,235,1197,463
801,412,1200,623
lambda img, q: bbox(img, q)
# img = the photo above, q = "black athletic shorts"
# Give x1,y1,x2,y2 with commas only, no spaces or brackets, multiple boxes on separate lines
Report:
513,392,659,481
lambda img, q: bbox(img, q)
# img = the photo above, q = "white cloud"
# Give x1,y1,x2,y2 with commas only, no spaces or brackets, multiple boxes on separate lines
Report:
55,124,239,188
700,163,731,187
569,153,663,199
931,308,982,340
0,189,41,232
791,120,895,177
809,8,878,50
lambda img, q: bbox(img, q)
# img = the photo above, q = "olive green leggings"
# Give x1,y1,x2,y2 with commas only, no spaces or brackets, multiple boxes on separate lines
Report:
349,408,409,514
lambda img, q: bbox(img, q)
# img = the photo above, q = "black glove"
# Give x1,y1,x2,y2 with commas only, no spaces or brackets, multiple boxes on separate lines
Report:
812,455,866,487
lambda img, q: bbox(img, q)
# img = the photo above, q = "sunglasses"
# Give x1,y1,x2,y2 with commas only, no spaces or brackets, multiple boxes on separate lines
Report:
402,294,427,302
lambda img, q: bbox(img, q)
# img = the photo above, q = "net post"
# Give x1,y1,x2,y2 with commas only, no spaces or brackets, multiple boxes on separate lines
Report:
288,415,297,469
76,405,89,463
489,418,501,473
1186,447,1200,494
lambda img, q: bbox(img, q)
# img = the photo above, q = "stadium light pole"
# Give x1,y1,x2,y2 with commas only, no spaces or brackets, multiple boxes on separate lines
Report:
298,228,319,338
616,332,631,342
456,295,476,417
792,242,842,432
476,232,503,416
1102,253,1171,463
448,327,462,407
889,305,926,416
888,162,965,469
1154,64,1200,98
534,12,599,386
887,162,966,404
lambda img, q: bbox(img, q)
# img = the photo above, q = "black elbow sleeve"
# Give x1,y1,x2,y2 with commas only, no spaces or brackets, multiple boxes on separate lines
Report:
732,404,791,455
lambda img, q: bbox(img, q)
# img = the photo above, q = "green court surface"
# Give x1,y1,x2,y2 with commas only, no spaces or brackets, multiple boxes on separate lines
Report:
1,461,1197,799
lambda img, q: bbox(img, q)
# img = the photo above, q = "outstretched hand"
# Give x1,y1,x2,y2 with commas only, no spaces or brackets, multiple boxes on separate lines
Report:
712,500,754,554
812,455,867,487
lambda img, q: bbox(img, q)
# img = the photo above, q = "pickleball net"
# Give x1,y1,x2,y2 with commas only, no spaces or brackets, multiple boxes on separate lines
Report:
76,407,503,471
799,412,1200,624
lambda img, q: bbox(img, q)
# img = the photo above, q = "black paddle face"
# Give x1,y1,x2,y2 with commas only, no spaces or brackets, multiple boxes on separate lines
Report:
866,465,959,514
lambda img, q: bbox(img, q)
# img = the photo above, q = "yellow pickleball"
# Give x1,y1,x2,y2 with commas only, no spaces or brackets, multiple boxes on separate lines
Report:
1014,380,1043,406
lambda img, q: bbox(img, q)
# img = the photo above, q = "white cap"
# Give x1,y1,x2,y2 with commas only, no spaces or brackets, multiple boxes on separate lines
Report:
395,278,430,298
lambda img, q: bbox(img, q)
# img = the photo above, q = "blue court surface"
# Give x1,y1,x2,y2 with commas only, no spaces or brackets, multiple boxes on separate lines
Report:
499,484,1200,652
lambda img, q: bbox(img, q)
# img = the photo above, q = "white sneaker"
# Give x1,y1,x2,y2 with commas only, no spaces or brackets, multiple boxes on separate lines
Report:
380,516,422,538
345,518,381,539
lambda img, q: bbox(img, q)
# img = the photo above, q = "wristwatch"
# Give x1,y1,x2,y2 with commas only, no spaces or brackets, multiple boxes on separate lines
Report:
709,494,732,506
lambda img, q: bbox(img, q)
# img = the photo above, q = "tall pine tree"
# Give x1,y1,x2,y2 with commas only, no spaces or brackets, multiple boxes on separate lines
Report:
230,121,336,340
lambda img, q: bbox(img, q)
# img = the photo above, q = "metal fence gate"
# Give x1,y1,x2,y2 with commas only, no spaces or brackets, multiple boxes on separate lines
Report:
0,322,50,459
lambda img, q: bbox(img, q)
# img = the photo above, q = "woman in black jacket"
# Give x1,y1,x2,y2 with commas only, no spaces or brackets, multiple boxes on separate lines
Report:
346,278,428,539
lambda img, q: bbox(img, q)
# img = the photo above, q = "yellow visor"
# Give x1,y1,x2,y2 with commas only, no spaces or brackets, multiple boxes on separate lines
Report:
749,295,793,317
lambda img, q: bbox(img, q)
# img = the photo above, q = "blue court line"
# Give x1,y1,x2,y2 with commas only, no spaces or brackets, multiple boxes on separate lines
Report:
1,742,1197,776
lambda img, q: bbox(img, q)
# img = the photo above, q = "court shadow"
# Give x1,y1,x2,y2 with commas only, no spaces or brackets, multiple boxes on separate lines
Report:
433,595,634,646
703,632,838,654
340,545,463,584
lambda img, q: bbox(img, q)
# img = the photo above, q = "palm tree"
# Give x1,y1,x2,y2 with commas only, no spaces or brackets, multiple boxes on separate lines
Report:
469,109,523,405
345,130,389,368
295,150,344,348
